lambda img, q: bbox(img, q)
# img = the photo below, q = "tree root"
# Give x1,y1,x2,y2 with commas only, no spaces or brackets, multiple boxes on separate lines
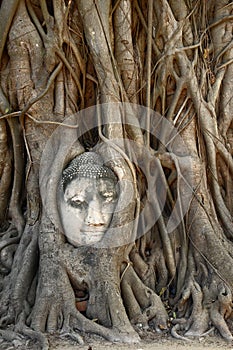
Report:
0,244,18,271
172,276,233,342
121,264,168,332
12,228,39,318
129,245,156,290
28,245,140,349
30,285,140,345
0,120,12,227
0,224,39,327
60,328,84,345
16,322,49,350
7,117,25,235
70,304,140,343
0,226,20,274
0,328,24,343
183,280,209,337
0,322,49,350
210,294,233,341
171,323,192,342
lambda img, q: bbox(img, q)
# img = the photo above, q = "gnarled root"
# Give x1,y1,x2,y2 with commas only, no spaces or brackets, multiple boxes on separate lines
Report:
0,224,39,327
0,225,20,274
29,259,139,348
121,263,168,332
209,284,233,341
172,277,233,342
171,323,192,342
184,280,209,337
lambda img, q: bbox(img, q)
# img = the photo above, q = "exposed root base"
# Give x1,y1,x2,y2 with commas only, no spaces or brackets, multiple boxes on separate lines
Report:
171,277,233,342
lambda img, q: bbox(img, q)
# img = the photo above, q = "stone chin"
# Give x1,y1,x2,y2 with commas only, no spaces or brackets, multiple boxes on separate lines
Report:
65,231,105,247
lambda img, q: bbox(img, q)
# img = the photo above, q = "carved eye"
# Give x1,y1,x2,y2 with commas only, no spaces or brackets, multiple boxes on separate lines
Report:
69,197,87,209
101,192,117,203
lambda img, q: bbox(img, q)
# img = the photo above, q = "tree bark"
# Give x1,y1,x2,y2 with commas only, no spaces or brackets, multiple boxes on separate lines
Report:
0,0,233,348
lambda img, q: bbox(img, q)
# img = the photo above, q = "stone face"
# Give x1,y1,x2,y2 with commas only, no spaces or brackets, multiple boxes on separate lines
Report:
59,153,118,247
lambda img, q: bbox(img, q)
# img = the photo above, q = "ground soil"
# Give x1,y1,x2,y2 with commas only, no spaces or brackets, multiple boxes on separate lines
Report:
50,331,233,350
1,330,232,349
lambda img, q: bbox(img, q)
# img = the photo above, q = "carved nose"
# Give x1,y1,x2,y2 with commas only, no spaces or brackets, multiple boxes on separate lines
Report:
84,199,105,226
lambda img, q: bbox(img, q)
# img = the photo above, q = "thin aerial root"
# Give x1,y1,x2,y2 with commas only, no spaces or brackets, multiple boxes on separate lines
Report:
200,327,215,337
16,323,49,350
171,324,192,342
0,235,20,251
60,328,84,345
7,117,25,234
0,328,23,342
12,228,38,317
0,312,15,328
0,243,18,270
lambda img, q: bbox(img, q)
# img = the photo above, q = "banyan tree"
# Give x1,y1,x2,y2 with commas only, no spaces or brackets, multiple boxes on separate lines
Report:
0,0,233,349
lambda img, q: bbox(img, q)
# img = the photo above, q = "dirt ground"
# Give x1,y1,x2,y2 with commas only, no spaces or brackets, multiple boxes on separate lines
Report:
48,332,232,350
1,331,232,350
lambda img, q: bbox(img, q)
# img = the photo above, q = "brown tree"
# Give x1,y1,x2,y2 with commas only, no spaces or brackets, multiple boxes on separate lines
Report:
0,0,233,349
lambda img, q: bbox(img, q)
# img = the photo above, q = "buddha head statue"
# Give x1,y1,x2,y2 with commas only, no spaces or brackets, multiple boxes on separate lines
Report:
59,152,118,246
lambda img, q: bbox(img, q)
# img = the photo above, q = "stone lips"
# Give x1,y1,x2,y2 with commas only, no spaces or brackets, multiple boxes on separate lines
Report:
39,102,194,248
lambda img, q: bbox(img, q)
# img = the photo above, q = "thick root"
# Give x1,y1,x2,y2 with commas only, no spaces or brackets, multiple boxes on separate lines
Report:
121,264,168,332
210,306,233,341
29,256,140,347
184,280,209,337
173,276,233,342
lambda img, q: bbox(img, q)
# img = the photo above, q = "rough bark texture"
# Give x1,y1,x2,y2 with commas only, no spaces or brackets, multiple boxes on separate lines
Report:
0,0,233,349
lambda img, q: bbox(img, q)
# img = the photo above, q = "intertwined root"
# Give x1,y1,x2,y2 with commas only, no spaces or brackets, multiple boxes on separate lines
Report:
121,264,168,332
209,284,233,341
22,238,142,348
30,288,139,348
171,277,233,342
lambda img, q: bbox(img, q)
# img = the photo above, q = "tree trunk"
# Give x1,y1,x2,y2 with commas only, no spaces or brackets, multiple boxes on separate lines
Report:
0,0,233,349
